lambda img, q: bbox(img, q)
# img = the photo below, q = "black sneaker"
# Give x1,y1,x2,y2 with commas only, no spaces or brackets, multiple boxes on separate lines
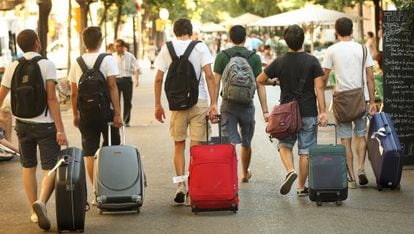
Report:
280,171,297,195
297,187,309,197
358,172,368,186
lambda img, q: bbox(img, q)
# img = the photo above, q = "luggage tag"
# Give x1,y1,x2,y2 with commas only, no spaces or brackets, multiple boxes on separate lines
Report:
172,175,188,183
371,128,386,156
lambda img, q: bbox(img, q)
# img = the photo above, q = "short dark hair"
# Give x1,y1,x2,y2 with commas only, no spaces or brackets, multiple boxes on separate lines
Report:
335,17,353,37
229,25,246,44
82,26,102,50
17,29,38,52
115,39,127,48
173,18,192,37
367,31,374,38
284,25,304,51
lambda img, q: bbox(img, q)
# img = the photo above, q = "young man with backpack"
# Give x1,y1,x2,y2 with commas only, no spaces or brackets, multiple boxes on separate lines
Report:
68,26,122,186
154,18,218,205
0,29,67,230
257,25,328,196
213,25,268,183
322,17,377,189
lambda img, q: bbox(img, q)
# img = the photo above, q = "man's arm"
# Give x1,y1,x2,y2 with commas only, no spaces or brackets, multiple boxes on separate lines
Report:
46,80,67,145
0,86,9,109
322,68,331,89
107,75,122,127
154,69,165,123
314,76,328,127
203,64,218,120
134,69,139,87
366,66,377,116
70,82,79,127
256,72,278,86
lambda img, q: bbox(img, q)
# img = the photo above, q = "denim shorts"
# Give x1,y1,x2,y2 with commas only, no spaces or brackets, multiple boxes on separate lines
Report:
336,116,367,139
278,117,318,155
15,120,60,170
220,101,255,148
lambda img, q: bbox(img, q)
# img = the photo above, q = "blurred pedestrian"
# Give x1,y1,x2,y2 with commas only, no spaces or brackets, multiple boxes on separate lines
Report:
114,38,140,127
0,29,67,230
365,31,378,59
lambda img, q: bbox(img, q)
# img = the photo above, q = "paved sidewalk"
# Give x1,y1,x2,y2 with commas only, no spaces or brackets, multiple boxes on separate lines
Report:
0,67,413,234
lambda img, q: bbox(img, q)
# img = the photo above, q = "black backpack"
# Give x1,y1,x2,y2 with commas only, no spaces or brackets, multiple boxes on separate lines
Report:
11,56,48,118
164,40,201,111
76,53,111,124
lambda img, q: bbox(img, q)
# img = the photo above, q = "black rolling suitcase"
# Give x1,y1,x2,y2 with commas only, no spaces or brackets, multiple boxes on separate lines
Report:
308,124,349,206
367,112,403,191
54,147,87,233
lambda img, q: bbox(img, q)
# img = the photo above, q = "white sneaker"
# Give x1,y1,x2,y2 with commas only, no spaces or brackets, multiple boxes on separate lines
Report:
32,200,51,230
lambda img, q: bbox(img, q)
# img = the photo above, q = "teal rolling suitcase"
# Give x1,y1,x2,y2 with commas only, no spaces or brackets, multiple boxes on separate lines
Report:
309,124,348,206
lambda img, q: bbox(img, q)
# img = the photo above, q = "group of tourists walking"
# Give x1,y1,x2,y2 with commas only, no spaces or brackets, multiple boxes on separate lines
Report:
0,15,379,231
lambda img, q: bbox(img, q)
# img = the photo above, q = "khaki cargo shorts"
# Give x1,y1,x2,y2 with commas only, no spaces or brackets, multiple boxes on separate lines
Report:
169,100,209,142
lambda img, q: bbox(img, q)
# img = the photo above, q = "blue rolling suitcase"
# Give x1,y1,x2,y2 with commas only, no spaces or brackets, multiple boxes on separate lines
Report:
367,112,403,191
309,124,348,206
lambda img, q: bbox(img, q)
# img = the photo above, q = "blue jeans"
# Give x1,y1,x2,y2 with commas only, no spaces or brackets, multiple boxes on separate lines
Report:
278,117,318,155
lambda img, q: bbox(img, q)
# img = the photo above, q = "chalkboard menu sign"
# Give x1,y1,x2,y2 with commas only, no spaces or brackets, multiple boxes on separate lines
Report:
383,11,414,164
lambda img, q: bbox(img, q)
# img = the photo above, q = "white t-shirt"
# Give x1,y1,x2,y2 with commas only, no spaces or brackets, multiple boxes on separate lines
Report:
1,52,56,123
113,51,139,78
322,41,375,100
155,39,213,101
68,53,119,84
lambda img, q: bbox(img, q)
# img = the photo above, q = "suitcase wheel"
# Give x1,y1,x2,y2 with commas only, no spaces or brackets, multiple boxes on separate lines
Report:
377,184,383,191
191,206,198,214
391,184,401,191
335,201,342,206
316,201,322,206
231,203,238,213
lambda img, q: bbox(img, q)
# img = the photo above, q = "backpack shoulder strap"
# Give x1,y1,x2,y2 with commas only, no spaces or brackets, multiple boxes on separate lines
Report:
361,44,367,88
76,56,88,73
31,56,46,63
166,41,178,61
222,49,233,59
183,41,201,58
245,50,256,59
93,53,109,70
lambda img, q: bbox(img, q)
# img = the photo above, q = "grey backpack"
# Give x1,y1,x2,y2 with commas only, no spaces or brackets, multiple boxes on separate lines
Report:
221,50,256,104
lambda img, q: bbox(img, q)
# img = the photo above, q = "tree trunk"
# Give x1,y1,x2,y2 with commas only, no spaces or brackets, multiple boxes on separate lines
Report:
99,1,112,27
358,0,364,41
114,3,122,41
67,0,72,72
37,0,52,57
76,0,90,54
373,0,381,50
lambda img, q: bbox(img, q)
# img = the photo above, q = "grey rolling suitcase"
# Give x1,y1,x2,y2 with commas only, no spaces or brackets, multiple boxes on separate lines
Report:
94,123,145,214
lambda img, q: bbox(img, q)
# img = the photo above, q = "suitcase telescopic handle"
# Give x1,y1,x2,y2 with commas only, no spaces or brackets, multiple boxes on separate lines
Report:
107,122,126,146
313,123,337,146
205,115,222,144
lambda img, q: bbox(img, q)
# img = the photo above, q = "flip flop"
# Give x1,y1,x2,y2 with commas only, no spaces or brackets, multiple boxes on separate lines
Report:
241,169,252,183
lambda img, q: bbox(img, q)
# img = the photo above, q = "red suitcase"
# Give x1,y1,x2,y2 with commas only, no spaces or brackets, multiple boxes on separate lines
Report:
188,116,238,214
